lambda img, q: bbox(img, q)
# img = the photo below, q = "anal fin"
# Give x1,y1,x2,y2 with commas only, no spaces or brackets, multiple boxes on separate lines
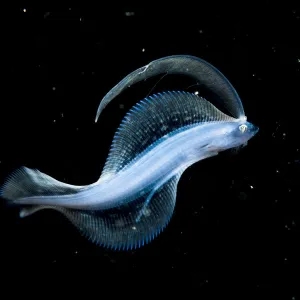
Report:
20,206,45,218
135,172,180,223
55,171,184,250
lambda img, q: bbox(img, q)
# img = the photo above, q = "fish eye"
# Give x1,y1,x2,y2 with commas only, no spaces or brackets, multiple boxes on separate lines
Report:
239,124,247,133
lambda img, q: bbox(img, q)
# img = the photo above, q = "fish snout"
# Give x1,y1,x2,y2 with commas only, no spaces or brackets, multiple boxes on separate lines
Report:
245,121,259,136
252,124,259,136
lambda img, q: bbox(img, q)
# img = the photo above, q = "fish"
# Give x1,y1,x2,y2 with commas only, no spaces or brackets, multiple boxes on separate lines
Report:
0,55,258,250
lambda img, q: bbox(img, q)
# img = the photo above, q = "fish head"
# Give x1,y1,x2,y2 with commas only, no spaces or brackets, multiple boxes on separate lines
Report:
229,120,259,146
209,119,259,153
238,120,259,138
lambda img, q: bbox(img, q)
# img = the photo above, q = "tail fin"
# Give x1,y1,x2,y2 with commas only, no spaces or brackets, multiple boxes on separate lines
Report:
0,166,83,204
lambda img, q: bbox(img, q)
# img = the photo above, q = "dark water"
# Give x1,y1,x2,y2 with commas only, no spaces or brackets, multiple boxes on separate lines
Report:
1,3,299,297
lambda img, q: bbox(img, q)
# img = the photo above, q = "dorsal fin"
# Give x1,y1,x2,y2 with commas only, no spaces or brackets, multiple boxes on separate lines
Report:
95,55,245,122
99,91,235,181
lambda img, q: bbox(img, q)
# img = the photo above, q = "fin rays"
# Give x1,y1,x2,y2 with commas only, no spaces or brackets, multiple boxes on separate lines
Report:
57,172,183,250
99,91,235,182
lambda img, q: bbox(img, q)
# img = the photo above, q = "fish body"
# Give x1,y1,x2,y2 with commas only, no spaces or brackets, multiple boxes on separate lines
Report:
0,56,258,250
12,118,256,210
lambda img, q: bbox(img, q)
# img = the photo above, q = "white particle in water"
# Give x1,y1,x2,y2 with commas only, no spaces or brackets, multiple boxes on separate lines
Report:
125,11,135,17
194,91,199,95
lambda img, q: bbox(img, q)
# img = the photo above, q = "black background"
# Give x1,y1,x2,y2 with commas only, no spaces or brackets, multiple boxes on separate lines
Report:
1,3,299,298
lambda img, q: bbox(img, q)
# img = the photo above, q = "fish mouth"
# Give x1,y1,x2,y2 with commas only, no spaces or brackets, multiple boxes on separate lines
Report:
253,126,259,136
250,124,259,136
